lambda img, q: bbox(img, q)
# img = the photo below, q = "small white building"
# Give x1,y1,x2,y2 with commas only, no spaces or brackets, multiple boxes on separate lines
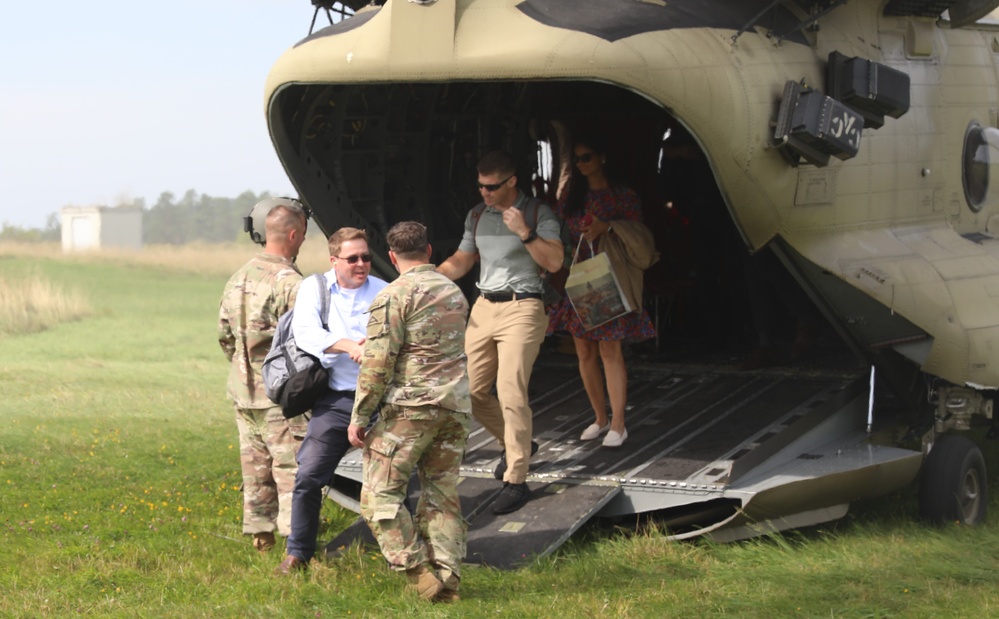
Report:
60,205,143,252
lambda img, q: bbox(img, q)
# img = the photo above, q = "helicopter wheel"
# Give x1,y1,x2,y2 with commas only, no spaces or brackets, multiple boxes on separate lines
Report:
918,434,988,525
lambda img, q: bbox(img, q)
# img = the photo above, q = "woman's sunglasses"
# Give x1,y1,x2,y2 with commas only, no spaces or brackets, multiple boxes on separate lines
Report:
336,253,372,264
571,152,597,164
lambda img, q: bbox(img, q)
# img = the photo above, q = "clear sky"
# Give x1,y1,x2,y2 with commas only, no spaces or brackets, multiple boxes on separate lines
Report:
1,1,329,230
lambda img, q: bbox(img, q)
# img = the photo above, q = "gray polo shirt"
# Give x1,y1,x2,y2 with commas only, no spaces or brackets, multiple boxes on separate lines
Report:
457,191,562,294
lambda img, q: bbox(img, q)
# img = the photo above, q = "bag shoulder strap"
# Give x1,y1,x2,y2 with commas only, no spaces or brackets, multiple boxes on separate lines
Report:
525,196,541,230
471,197,543,243
279,310,297,371
470,202,487,242
314,272,330,331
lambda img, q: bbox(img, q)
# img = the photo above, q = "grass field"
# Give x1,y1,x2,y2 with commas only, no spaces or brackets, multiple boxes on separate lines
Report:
2,244,999,618
0,269,91,337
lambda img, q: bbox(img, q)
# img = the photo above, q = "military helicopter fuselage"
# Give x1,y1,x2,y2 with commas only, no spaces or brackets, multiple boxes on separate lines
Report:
262,0,999,545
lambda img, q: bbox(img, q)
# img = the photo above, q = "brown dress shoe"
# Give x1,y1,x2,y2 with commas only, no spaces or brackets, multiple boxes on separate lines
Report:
274,554,307,575
252,532,275,553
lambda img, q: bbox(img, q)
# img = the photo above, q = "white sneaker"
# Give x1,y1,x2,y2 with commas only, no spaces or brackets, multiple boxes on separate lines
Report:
580,422,609,441
602,428,628,447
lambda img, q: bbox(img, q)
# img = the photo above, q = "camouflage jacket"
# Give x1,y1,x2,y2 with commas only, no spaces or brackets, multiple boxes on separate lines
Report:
218,252,303,408
351,263,471,427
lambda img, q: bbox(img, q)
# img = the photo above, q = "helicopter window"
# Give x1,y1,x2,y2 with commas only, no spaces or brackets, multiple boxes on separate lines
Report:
963,123,989,212
657,128,672,171
534,139,554,199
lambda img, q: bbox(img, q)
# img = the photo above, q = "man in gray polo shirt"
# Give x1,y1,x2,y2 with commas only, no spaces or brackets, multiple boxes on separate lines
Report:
438,150,564,514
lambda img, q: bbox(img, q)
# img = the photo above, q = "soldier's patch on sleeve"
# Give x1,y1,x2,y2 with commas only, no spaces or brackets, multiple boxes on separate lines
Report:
366,298,391,339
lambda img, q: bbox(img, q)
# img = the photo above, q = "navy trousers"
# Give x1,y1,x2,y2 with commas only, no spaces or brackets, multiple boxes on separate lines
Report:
285,390,355,561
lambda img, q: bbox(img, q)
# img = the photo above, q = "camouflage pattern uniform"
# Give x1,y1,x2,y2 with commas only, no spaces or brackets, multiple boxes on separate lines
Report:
351,263,471,592
218,252,308,537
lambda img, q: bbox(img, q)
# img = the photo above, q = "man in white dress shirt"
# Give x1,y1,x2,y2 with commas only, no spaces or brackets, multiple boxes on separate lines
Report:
276,227,388,574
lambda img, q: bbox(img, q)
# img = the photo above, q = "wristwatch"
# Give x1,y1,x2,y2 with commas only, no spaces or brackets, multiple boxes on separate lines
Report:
521,229,539,244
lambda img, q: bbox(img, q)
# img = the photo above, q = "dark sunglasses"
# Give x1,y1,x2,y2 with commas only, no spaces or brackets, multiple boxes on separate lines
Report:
571,152,597,164
336,253,372,264
477,174,514,192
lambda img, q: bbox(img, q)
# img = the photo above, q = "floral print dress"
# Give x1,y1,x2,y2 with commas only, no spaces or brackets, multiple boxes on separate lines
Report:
547,186,656,342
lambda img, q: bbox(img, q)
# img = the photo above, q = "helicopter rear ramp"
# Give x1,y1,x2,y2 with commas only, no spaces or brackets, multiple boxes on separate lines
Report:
326,359,922,567
326,476,619,569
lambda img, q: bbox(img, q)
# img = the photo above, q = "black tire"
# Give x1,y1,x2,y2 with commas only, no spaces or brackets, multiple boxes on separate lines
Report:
918,434,988,525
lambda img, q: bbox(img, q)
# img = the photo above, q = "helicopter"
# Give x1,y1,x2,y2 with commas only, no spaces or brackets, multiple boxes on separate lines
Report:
260,0,999,564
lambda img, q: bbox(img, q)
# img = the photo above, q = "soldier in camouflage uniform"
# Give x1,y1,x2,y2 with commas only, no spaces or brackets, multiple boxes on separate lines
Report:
348,221,471,603
218,197,309,553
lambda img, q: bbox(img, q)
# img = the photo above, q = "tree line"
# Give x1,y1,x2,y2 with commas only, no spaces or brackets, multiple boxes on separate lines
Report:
142,190,271,245
0,190,276,245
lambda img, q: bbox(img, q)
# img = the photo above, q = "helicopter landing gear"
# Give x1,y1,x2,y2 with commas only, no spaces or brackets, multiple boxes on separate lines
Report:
918,434,988,525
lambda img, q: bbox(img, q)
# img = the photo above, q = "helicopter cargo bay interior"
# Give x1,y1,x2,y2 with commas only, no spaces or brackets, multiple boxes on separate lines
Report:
269,79,862,371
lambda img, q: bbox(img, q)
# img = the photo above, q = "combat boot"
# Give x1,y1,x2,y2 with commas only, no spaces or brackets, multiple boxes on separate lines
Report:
434,589,461,604
405,564,443,601
434,572,461,603
252,532,275,553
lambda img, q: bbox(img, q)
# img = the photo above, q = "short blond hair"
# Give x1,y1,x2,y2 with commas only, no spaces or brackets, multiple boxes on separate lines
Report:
327,227,368,257
265,204,306,239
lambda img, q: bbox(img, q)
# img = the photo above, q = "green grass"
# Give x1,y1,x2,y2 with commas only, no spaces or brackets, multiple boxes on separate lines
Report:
2,253,999,618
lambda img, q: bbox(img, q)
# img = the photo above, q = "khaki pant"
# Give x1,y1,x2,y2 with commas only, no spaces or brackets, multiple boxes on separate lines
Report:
465,297,547,484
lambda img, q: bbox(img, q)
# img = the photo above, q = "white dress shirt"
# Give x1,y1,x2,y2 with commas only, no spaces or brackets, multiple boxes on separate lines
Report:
291,270,388,391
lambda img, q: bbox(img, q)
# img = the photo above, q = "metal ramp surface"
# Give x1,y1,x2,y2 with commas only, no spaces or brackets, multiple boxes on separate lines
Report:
457,363,869,514
325,475,619,569
464,479,619,568
326,357,911,560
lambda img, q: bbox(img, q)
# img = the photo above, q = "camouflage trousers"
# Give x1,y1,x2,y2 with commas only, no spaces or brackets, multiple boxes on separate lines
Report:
235,404,308,537
361,405,471,588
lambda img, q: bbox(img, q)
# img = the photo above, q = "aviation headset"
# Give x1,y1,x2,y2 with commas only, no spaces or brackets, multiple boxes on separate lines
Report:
243,197,310,246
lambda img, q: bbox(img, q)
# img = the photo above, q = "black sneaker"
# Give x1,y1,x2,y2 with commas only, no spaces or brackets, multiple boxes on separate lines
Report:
492,482,530,515
493,440,539,480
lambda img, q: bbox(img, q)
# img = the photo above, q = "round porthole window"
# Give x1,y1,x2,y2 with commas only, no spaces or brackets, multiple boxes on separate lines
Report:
963,122,994,213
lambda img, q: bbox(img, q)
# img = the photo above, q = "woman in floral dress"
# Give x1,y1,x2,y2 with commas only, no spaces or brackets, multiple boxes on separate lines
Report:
548,136,656,447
